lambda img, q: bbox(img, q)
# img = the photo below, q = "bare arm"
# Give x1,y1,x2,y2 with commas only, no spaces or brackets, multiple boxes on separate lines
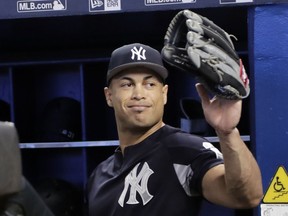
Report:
196,83,263,208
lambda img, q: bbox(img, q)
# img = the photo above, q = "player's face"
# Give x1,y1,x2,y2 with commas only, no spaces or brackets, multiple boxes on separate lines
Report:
104,67,168,131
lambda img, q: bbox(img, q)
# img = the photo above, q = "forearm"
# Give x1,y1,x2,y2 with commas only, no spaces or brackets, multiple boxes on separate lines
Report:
216,128,263,207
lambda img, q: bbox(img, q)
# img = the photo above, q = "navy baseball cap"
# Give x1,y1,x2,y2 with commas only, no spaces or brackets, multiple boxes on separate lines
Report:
35,97,82,142
107,43,168,84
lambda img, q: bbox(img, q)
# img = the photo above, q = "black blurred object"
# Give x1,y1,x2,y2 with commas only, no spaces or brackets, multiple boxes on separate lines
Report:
35,178,83,216
1,177,55,216
180,98,213,136
0,201,25,216
0,121,22,197
0,123,54,216
0,100,11,121
35,97,82,142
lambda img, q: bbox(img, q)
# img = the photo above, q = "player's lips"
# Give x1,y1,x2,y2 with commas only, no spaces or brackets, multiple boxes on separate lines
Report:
127,104,151,112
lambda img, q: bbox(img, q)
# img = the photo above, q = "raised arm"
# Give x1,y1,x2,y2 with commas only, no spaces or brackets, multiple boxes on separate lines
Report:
196,83,263,209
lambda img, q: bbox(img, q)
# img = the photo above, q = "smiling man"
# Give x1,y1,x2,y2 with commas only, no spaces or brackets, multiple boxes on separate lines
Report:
87,43,263,216
104,67,168,151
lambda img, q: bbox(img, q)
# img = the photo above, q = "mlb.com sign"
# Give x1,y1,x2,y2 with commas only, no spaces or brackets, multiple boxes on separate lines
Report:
17,0,66,12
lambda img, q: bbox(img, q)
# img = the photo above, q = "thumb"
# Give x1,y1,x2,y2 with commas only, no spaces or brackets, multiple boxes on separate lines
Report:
195,83,210,106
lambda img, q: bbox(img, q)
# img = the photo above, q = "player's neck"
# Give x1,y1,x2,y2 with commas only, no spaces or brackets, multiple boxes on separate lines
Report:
118,121,165,154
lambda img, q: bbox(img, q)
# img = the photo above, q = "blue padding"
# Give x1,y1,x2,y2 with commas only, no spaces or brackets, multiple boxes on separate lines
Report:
249,4,288,194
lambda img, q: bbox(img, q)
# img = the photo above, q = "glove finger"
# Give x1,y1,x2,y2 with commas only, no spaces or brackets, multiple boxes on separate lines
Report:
164,10,187,47
187,31,240,72
186,19,238,60
183,10,235,49
162,10,196,73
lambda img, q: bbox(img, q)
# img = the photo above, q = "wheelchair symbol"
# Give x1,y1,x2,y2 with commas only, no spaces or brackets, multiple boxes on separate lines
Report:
274,176,286,192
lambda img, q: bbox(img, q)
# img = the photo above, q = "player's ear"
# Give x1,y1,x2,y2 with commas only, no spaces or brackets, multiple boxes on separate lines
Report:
104,87,113,107
163,84,168,105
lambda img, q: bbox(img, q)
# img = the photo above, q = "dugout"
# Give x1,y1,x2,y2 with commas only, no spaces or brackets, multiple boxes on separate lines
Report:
0,1,287,215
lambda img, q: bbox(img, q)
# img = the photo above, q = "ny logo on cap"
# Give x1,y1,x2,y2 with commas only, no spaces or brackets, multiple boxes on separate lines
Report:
131,46,146,61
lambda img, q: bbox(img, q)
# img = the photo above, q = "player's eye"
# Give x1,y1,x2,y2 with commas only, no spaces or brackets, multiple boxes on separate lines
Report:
147,82,155,87
120,82,133,88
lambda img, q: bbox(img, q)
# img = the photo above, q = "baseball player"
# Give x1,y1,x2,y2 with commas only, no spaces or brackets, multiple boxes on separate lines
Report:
86,41,263,215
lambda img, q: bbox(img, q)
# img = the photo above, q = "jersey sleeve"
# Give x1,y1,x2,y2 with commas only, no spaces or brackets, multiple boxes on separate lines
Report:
165,131,224,196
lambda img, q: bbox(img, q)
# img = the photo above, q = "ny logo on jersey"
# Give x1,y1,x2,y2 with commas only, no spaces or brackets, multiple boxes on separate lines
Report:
131,46,147,61
118,162,154,207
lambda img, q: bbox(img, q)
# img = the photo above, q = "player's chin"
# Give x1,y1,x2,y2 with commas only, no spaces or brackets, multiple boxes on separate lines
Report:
131,117,156,128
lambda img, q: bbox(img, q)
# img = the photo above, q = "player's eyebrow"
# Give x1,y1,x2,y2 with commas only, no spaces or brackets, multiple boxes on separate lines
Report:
119,75,155,82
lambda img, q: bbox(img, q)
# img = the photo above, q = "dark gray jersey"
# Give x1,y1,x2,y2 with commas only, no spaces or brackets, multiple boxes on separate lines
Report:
87,125,223,216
